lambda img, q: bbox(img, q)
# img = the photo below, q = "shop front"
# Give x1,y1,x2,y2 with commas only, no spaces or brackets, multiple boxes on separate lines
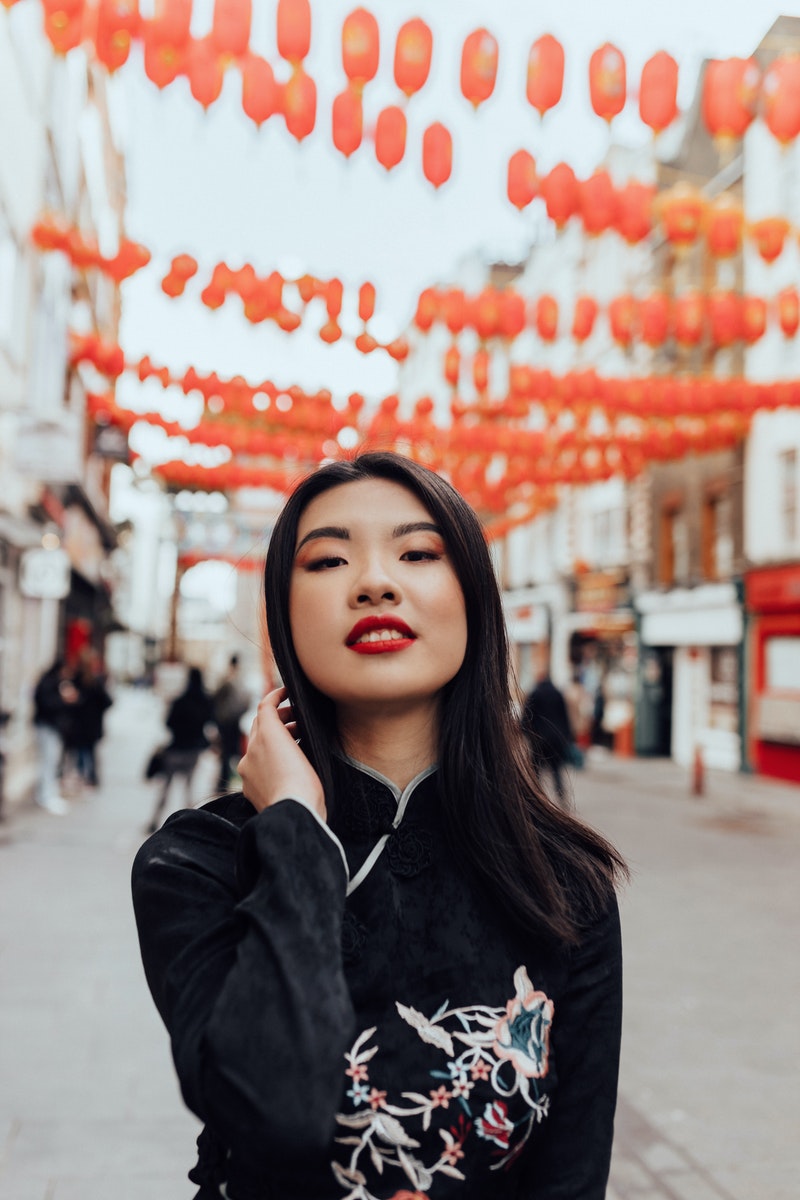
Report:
744,563,800,783
636,583,743,771
503,584,561,701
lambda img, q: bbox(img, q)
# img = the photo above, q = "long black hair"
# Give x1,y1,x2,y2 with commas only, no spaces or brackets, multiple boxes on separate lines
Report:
265,451,626,944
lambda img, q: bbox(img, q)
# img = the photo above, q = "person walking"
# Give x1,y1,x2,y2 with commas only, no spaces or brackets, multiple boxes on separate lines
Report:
211,654,250,792
32,660,78,815
145,666,215,834
69,652,113,788
133,452,626,1199
521,669,575,808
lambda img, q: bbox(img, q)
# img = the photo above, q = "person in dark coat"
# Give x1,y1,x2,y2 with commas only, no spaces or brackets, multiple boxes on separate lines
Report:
212,654,250,792
66,653,113,787
33,660,79,814
521,670,574,807
146,666,215,834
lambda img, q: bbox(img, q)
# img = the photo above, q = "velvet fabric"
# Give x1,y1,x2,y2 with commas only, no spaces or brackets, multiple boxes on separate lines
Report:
131,757,622,1199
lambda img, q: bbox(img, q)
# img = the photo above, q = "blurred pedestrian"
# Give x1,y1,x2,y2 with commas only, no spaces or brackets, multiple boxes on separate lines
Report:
133,452,626,1198
33,660,78,815
69,651,113,788
521,668,575,807
212,654,250,792
146,666,214,834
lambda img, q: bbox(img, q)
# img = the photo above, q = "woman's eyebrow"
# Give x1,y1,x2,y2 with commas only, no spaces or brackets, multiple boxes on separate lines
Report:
295,525,350,553
393,521,442,538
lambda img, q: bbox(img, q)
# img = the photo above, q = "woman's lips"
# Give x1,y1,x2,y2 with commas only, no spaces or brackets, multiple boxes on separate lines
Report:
346,615,416,654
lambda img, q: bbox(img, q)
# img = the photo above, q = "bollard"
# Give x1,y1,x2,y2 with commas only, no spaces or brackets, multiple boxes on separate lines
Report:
691,744,705,797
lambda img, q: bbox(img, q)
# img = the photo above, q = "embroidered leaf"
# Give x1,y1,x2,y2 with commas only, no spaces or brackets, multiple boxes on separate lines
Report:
373,1112,419,1147
432,998,450,1020
399,1091,430,1105
422,1106,432,1132
334,1136,363,1146
438,1163,467,1180
358,1045,379,1064
396,1003,455,1056
349,1026,378,1059
369,1141,384,1174
397,1146,422,1187
331,1161,367,1187
336,1111,379,1130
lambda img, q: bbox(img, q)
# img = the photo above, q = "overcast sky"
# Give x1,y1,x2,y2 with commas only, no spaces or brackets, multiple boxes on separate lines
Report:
114,0,800,416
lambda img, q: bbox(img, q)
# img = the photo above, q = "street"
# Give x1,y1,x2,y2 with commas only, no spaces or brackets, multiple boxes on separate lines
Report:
0,686,798,1200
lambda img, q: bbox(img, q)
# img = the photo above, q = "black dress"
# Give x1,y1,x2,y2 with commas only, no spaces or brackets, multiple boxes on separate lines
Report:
131,756,622,1199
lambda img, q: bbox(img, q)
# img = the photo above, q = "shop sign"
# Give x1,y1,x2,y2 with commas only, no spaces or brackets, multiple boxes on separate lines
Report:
19,547,71,599
574,568,630,613
92,422,129,461
14,413,83,483
755,694,800,745
745,565,800,614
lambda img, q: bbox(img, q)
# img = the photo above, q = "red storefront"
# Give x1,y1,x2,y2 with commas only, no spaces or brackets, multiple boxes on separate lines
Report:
745,564,800,783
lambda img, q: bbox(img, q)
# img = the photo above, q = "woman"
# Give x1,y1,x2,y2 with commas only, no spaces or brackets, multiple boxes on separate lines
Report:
132,452,626,1200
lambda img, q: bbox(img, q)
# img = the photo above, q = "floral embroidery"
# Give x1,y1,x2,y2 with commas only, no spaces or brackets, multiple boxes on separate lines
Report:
332,967,554,1199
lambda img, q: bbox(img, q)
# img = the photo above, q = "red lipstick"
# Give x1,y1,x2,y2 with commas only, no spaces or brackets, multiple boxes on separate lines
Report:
346,614,417,655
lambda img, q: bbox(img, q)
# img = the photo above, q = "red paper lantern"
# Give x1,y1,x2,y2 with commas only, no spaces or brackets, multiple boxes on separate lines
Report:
705,195,744,258
473,347,490,393
42,0,85,55
422,122,452,189
358,283,376,322
535,295,559,342
444,344,460,387
93,0,139,72
526,34,564,118
276,0,311,65
589,42,626,123
639,51,679,135
639,293,672,346
374,105,406,171
188,36,225,109
394,18,432,97
241,54,279,125
143,24,186,88
614,181,656,244
283,67,316,141
342,7,379,89
748,216,790,264
608,294,637,347
708,291,742,347
473,289,501,340
540,162,579,228
332,84,362,156
506,150,537,211
741,296,767,344
498,291,526,340
211,0,251,59
443,288,466,335
702,57,760,147
762,55,800,145
580,170,618,236
777,287,800,337
657,183,706,250
571,296,598,342
460,28,498,108
414,288,439,332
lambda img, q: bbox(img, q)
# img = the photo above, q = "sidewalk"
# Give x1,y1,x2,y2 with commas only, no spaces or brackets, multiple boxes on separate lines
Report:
0,687,797,1199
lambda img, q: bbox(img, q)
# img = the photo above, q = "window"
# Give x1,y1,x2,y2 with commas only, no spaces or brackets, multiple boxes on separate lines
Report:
765,636,800,693
779,449,798,544
702,486,733,580
659,497,688,585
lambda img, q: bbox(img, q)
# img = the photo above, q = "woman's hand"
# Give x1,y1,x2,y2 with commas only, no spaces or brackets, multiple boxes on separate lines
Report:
238,687,326,820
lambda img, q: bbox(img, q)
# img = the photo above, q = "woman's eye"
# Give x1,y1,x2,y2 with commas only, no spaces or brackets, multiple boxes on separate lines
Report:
306,555,346,571
401,549,441,562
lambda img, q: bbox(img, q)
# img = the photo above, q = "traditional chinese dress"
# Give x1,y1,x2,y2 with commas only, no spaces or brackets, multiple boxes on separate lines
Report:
132,756,622,1199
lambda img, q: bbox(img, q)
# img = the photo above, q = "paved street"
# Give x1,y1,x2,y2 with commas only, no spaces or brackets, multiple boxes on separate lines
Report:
0,686,798,1200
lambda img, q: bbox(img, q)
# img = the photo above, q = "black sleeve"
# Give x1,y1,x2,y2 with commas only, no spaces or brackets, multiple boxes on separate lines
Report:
131,799,356,1178
517,897,623,1198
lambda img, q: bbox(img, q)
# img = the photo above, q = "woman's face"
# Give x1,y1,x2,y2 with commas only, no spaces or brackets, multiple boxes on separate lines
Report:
289,477,468,717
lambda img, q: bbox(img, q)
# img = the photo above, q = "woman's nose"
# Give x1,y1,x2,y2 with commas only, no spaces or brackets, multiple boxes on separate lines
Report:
350,557,399,606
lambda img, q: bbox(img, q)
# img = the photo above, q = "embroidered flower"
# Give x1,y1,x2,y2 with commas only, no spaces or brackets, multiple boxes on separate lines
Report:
387,1191,430,1200
368,1087,387,1110
438,1127,466,1167
428,1085,451,1108
345,1062,369,1082
470,1058,491,1081
493,966,554,1079
346,1080,370,1106
450,1075,473,1099
386,824,433,878
476,1100,514,1149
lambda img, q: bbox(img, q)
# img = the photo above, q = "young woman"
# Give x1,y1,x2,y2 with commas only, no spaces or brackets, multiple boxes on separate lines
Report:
132,451,626,1200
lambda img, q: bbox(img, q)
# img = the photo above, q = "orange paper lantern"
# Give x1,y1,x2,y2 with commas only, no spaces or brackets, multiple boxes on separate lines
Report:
639,51,679,135
614,181,655,244
283,67,317,141
394,18,432,97
342,7,379,89
507,150,537,210
526,34,564,117
540,162,579,228
535,295,559,341
332,84,362,157
374,105,406,171
43,0,85,55
705,195,744,258
639,293,672,346
748,216,790,264
608,294,637,347
241,54,279,125
702,57,760,147
187,36,225,109
460,28,498,108
422,122,452,189
571,296,598,342
276,0,311,65
708,291,742,347
762,55,800,145
211,0,251,58
777,286,800,337
741,296,767,344
93,0,139,72
580,170,618,236
589,42,626,123
657,183,706,250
